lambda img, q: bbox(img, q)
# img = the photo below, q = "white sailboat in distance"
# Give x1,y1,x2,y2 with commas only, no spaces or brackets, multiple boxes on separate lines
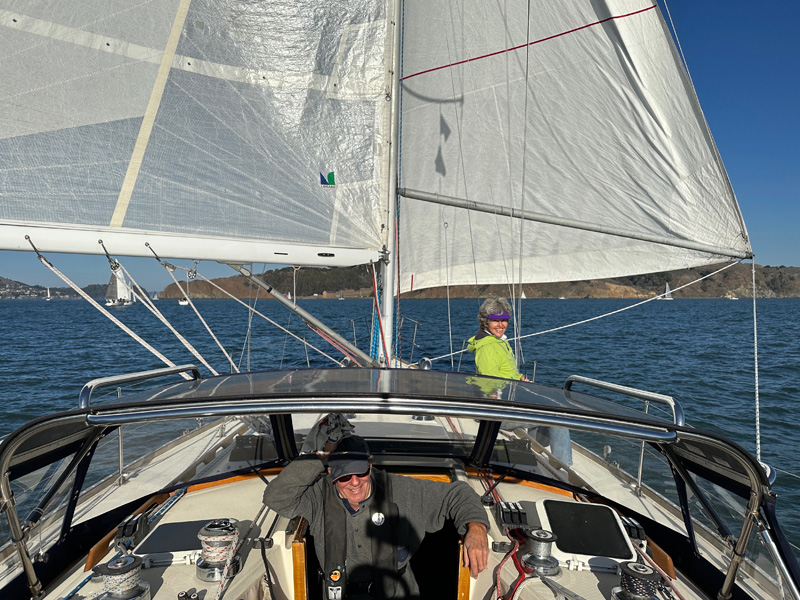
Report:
104,269,135,307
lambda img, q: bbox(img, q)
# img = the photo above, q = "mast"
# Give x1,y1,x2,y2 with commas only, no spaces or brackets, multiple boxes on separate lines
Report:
379,0,403,365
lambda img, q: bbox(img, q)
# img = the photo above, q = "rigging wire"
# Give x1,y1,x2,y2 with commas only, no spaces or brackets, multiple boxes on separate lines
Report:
26,238,190,380
370,263,391,364
514,0,534,371
661,0,692,78
426,261,742,363
159,259,238,374
441,5,480,349
115,261,221,376
190,268,344,366
238,264,261,372
444,221,455,369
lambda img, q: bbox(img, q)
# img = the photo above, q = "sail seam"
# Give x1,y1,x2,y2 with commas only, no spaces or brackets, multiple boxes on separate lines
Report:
109,0,191,228
401,5,658,81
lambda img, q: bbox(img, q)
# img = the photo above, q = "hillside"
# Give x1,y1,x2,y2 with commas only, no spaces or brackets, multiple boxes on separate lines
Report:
160,263,800,300
160,265,374,299
3,263,800,300
403,264,800,300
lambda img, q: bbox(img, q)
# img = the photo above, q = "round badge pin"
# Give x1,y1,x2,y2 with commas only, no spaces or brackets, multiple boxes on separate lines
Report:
372,512,385,526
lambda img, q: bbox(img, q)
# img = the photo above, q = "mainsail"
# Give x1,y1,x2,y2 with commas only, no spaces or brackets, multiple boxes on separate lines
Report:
397,0,751,292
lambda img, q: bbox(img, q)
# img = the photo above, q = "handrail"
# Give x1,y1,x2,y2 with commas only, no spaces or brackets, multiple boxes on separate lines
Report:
79,364,201,409
564,375,684,426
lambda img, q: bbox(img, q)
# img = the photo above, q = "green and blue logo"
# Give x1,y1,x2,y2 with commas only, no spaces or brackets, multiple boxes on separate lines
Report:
320,171,335,186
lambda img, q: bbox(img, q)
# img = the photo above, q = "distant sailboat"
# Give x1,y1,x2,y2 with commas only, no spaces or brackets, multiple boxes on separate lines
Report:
179,271,190,305
104,270,135,307
659,282,674,300
45,287,51,301
151,291,159,301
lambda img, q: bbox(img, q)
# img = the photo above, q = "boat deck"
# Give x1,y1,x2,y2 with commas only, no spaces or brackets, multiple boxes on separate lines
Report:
45,460,714,600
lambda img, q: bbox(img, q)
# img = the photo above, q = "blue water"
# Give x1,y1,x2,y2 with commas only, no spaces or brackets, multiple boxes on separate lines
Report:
1,297,798,545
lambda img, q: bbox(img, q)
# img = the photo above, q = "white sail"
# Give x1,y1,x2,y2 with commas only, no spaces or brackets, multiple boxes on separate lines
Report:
1,2,752,296
105,269,133,305
0,3,392,267
397,0,751,292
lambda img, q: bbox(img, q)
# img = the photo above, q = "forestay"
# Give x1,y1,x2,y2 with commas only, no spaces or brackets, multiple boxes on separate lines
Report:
398,0,752,292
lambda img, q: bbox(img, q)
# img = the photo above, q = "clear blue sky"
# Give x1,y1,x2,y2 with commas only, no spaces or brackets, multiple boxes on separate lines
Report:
1,1,797,290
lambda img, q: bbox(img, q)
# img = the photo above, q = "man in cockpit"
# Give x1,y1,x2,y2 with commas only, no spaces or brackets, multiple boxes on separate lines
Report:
263,432,489,599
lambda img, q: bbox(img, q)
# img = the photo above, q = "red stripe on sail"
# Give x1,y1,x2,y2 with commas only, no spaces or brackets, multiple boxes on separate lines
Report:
401,5,658,81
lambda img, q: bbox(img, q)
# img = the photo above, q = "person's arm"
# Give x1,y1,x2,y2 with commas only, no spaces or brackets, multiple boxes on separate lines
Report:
394,477,490,576
462,522,489,578
262,454,326,521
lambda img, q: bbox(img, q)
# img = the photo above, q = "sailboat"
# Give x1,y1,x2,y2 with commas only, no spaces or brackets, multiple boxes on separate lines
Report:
0,3,796,600
45,287,51,301
104,269,136,307
658,282,674,300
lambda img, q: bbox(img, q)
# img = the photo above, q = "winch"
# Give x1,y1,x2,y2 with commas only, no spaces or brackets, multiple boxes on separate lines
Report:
196,518,241,582
93,555,150,600
611,561,662,600
519,528,560,577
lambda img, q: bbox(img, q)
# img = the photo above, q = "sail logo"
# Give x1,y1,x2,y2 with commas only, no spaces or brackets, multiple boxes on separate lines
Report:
320,171,335,186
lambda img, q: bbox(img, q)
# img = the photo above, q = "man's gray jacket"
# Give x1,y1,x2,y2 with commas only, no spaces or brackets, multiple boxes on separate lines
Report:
263,454,489,597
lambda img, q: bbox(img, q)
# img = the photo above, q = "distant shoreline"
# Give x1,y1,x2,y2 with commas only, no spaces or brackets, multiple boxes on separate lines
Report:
3,263,799,300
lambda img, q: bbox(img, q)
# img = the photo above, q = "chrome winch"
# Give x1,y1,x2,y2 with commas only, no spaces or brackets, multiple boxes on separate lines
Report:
93,555,150,600
196,518,241,582
519,528,560,577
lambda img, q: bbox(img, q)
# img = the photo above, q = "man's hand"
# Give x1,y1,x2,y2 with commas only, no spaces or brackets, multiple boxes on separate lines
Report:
462,522,489,578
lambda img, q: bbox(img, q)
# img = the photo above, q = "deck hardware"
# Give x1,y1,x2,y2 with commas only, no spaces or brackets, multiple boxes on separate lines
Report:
92,555,150,600
520,529,560,576
115,513,150,552
253,537,274,550
492,541,513,553
196,519,241,582
611,562,661,600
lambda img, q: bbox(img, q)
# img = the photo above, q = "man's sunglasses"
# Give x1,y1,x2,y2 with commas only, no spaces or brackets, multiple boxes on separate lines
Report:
335,470,370,483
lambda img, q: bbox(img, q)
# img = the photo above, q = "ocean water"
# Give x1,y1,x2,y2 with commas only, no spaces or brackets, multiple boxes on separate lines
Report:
1,296,798,547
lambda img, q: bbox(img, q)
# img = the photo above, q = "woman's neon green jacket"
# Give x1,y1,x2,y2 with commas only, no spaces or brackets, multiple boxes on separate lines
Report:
466,329,523,380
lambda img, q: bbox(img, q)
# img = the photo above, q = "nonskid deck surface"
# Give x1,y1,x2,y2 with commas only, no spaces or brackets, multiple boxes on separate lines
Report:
45,459,712,600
